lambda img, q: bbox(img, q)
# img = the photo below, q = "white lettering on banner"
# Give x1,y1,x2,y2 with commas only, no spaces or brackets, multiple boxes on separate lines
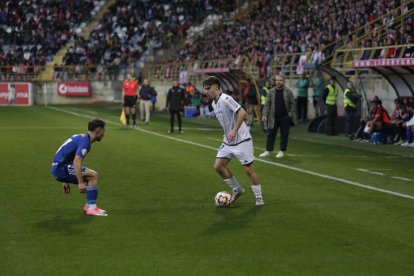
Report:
16,92,28,98
353,58,414,68
0,92,7,99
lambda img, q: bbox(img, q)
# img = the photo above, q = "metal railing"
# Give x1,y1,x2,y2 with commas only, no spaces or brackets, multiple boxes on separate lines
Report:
331,44,414,68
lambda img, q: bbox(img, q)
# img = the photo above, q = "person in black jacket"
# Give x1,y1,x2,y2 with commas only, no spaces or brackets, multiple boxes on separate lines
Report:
166,80,185,133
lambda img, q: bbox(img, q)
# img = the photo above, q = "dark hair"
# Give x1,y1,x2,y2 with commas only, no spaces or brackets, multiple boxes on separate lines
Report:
88,119,106,131
203,76,220,89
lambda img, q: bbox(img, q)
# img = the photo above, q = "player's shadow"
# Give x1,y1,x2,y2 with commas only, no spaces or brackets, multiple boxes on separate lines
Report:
202,205,262,235
34,212,93,235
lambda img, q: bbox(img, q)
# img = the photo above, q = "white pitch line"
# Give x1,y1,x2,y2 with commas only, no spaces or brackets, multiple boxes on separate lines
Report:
0,126,82,129
391,176,413,182
48,106,414,201
356,168,385,176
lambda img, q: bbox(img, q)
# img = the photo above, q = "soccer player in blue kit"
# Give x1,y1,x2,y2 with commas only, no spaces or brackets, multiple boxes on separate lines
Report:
51,119,108,216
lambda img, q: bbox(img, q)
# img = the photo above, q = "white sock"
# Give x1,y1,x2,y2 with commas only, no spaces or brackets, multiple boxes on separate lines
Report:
88,204,96,210
224,176,242,191
251,185,262,198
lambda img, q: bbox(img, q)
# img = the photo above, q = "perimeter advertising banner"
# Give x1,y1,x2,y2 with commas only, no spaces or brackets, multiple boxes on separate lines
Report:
0,82,32,106
58,82,90,97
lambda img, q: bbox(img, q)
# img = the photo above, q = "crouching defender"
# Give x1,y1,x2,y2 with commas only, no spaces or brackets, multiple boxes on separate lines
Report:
203,76,264,206
51,119,107,216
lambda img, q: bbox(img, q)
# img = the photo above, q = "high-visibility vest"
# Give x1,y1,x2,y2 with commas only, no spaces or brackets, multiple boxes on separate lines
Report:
261,87,269,105
325,84,338,105
343,88,356,108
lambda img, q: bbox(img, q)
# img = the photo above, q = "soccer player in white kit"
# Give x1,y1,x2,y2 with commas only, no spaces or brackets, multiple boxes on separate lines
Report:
203,76,264,206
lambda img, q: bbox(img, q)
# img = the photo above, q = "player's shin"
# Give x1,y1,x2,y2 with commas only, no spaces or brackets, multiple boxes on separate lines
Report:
224,176,242,191
86,186,98,210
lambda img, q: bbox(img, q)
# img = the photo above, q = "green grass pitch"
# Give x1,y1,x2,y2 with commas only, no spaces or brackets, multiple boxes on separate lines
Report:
1,104,414,275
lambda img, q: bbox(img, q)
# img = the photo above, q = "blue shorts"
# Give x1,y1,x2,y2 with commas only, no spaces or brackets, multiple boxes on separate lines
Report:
51,163,86,184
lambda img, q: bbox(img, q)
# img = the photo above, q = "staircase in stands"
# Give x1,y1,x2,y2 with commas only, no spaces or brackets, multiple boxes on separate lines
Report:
38,0,116,81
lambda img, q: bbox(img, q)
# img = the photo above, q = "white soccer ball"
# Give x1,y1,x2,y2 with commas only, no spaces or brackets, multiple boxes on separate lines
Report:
215,191,231,207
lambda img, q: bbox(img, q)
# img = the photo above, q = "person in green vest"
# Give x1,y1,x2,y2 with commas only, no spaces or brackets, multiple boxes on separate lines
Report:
343,81,360,137
295,73,310,122
323,76,339,135
310,70,324,117
260,81,270,132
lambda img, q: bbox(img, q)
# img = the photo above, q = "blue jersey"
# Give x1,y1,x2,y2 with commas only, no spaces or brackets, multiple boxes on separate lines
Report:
53,133,91,165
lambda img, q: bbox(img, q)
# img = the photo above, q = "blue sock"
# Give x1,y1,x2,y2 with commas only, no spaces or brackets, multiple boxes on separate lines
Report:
86,186,98,206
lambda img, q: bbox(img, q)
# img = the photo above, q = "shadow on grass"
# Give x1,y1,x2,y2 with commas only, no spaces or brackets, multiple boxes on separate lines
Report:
34,212,93,235
202,204,262,235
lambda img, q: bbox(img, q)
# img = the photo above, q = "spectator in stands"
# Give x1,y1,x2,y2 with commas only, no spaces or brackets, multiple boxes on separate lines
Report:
403,35,414,58
139,78,156,124
311,45,325,65
295,73,310,122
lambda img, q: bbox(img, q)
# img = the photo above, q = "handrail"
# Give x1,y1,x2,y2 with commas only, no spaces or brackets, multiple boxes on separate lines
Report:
331,44,414,68
324,1,414,62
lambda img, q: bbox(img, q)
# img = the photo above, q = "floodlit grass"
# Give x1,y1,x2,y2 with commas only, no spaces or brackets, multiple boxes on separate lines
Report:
1,104,414,275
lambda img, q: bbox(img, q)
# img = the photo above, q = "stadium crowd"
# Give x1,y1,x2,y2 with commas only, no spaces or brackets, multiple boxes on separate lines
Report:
0,0,96,78
59,0,237,80
176,0,414,66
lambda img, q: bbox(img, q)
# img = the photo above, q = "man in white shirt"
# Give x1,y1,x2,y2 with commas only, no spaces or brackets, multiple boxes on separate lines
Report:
203,76,264,206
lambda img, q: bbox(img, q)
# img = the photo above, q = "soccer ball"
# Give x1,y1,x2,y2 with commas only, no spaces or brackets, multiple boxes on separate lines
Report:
215,191,231,207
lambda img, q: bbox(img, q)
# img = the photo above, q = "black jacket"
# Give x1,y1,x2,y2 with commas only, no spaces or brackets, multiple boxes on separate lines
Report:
166,86,185,111
140,85,156,100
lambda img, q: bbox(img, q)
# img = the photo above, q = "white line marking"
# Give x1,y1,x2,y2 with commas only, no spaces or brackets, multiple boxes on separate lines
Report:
48,106,414,201
356,168,385,176
0,126,82,129
67,107,98,115
391,176,413,182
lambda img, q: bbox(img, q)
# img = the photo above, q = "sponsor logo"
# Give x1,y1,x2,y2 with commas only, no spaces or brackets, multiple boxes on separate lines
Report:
58,82,90,97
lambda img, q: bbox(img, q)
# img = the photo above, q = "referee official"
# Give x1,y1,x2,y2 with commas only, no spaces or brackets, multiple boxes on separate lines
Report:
122,74,139,127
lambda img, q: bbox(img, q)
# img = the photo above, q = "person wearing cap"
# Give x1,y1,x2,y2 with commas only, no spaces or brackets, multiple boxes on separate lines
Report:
323,76,339,135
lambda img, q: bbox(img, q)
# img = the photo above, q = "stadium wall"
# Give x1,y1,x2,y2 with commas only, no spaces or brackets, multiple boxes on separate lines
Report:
11,77,397,117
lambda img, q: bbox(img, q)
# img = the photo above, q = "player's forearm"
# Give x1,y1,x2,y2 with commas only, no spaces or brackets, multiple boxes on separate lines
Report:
73,156,84,184
233,108,246,132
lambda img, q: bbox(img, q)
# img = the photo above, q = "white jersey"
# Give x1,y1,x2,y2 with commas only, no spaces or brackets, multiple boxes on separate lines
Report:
212,93,251,145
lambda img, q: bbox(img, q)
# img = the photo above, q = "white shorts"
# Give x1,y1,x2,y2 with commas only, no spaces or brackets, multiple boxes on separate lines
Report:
216,139,255,165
